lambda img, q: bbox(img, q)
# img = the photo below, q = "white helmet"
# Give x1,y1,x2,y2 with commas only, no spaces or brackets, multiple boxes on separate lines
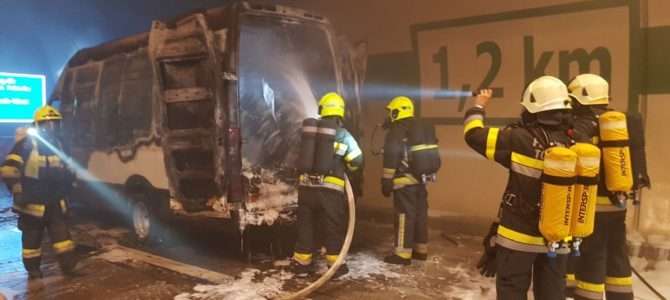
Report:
567,73,609,106
521,75,572,114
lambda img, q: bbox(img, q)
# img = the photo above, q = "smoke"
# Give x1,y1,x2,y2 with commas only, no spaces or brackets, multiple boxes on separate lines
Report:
237,17,334,171
250,54,320,171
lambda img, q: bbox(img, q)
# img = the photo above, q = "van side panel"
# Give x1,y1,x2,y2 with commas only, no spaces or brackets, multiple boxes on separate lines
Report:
56,48,164,194
85,145,169,189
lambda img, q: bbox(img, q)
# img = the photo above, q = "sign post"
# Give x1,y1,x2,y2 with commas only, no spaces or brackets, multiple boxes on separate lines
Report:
0,72,46,123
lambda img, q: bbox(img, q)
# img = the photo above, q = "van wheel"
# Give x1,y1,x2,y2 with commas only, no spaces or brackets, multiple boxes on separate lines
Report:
130,193,163,244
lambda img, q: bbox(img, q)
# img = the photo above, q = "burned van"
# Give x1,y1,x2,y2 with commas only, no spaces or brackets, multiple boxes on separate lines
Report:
49,2,364,241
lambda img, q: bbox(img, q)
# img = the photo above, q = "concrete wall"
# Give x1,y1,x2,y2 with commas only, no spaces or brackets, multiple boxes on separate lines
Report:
272,0,670,234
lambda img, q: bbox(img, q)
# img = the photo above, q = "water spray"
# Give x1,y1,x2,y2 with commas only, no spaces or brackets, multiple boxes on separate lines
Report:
28,129,98,183
26,129,148,230
360,83,476,101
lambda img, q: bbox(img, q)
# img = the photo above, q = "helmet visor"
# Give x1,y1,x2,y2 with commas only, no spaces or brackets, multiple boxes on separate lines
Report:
36,120,61,137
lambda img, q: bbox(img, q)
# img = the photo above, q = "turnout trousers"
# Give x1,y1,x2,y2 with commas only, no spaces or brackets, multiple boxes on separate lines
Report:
392,184,428,259
574,211,633,300
293,186,347,266
18,201,76,273
496,246,567,300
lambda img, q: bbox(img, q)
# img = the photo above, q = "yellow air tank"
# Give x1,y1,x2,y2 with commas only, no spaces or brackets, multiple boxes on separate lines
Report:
569,143,601,255
599,111,633,192
539,147,578,251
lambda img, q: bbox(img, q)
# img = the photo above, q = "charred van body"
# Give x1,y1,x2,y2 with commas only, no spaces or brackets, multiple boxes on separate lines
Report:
48,2,364,240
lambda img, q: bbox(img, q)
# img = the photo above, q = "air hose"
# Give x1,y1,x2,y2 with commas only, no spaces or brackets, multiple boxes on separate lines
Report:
279,176,356,300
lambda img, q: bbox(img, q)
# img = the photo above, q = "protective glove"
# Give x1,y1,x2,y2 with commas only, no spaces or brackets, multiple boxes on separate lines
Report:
476,222,498,277
381,178,393,198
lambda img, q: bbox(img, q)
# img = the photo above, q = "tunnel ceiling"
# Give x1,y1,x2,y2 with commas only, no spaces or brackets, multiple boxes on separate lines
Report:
0,0,231,95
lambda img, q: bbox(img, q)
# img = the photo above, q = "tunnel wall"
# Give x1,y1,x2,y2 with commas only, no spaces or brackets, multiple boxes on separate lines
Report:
269,0,670,235
0,1,667,236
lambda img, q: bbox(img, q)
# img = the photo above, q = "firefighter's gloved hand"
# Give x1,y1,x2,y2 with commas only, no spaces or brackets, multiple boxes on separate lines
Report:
477,252,496,277
381,178,393,197
477,222,498,278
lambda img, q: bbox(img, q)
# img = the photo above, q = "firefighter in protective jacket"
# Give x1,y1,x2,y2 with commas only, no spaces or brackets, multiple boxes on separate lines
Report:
382,96,436,265
0,105,77,279
568,74,635,300
291,92,363,277
464,77,574,300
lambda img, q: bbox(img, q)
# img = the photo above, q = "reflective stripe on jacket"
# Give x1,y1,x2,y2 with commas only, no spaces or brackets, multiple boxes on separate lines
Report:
299,126,363,193
1,136,74,217
383,118,422,190
464,106,574,252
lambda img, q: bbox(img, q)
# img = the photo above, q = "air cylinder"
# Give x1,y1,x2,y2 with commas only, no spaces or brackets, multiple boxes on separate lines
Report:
539,147,578,244
599,111,633,192
313,118,337,175
297,118,318,173
569,143,600,239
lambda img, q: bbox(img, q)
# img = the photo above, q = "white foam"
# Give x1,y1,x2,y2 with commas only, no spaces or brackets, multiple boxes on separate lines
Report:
240,166,298,227
338,251,403,280
174,269,293,300
442,264,496,299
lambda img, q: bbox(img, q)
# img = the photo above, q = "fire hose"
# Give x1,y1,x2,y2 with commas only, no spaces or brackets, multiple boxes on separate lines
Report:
630,190,666,300
279,175,355,300
632,266,667,300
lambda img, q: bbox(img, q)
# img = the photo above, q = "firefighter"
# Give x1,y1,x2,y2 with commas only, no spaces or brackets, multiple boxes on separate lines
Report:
290,92,363,277
465,76,574,300
0,105,77,279
568,74,634,300
381,96,435,265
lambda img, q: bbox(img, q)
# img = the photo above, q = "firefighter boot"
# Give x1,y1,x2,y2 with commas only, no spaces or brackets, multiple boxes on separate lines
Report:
331,263,349,279
59,251,79,276
412,241,429,261
288,259,315,277
384,254,411,265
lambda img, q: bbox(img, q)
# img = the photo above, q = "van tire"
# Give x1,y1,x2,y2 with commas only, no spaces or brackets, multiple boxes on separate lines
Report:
129,191,164,245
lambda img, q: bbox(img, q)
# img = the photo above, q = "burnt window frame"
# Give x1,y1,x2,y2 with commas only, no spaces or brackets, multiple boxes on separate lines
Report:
96,54,127,149
116,49,154,146
64,63,102,149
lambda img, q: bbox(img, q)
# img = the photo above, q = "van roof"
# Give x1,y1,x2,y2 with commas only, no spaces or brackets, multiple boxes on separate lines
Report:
66,2,328,68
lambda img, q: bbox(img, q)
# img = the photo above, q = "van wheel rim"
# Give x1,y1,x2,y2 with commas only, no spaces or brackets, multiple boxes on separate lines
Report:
133,202,150,240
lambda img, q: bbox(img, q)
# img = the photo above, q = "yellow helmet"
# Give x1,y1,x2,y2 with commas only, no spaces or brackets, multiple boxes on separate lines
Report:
568,73,610,106
33,105,63,123
386,96,414,122
318,92,346,118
